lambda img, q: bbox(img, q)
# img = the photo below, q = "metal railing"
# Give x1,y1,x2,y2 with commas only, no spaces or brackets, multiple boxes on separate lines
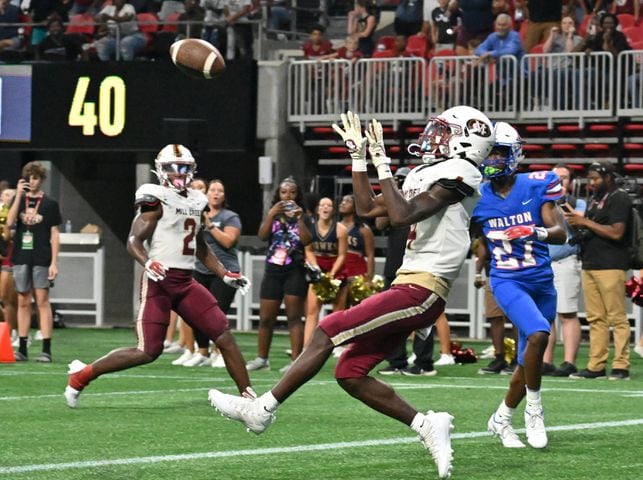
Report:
287,51,643,128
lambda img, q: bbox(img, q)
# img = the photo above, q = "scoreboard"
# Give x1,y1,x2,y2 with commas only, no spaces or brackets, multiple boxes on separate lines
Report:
0,61,256,151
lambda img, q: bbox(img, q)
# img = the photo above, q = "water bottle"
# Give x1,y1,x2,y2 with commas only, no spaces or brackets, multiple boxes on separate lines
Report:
65,220,72,233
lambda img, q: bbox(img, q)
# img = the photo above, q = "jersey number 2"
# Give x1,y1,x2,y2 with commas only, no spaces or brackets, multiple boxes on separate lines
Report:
183,218,197,255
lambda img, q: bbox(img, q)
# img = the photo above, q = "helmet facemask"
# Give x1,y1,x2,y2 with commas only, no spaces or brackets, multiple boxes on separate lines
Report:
480,144,520,179
408,117,459,164
155,161,195,192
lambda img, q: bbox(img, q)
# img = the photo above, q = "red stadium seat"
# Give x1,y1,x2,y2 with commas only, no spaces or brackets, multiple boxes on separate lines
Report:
524,125,549,134
375,35,395,52
584,143,611,152
624,123,643,133
556,124,581,134
587,123,617,134
623,163,643,175
617,13,636,30
66,14,95,37
623,143,643,152
522,144,545,152
433,48,455,57
328,146,345,154
529,42,544,54
372,50,395,58
623,26,643,44
406,34,428,58
519,19,529,42
579,14,595,37
162,12,181,33
551,144,577,152
312,126,334,135
137,13,159,34
528,163,550,171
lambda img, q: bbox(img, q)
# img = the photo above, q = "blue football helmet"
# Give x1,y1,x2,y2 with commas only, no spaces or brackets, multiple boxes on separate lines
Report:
479,122,524,179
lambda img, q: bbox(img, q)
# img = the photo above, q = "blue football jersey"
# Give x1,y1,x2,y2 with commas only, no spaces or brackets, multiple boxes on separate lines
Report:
472,171,563,281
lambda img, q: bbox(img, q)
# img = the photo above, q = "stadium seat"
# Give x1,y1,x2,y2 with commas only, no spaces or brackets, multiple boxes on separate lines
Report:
328,146,345,154
161,12,181,33
66,14,95,37
567,164,586,175
551,144,578,153
556,124,581,134
137,13,159,34
584,143,611,153
519,19,529,42
524,125,549,134
372,50,395,58
579,14,594,37
522,144,546,153
587,123,617,135
528,163,550,171
433,48,455,57
623,143,643,153
623,163,643,175
375,35,395,52
529,43,544,54
617,13,636,30
623,26,643,44
624,123,643,133
406,34,428,58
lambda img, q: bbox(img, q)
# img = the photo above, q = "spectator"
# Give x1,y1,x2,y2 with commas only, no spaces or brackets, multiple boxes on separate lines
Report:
301,23,333,58
223,0,253,60
394,0,423,37
178,0,204,39
245,177,312,372
523,0,562,53
303,197,347,348
580,0,611,17
393,34,410,56
158,0,185,21
266,0,291,37
320,35,363,62
431,0,460,52
37,16,84,60
474,13,524,64
347,0,378,57
542,164,586,378
0,0,21,52
455,0,494,56
611,0,639,23
202,0,227,52
491,0,512,18
190,179,242,368
566,162,632,380
8,162,62,363
94,0,147,61
0,188,18,347
580,13,630,55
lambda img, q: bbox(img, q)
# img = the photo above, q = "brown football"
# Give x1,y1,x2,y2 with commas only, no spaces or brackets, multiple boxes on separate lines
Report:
170,39,226,79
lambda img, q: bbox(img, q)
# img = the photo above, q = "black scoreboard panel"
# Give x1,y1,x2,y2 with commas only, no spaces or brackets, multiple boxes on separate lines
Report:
1,60,256,151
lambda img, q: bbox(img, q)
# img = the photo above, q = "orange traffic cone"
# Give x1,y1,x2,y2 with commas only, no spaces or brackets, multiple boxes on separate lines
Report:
0,322,15,363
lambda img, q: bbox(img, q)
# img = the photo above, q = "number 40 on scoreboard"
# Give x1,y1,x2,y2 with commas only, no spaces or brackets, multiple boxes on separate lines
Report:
68,76,126,137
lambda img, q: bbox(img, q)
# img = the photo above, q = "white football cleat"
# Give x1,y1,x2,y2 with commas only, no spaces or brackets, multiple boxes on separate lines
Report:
208,389,275,435
487,413,525,448
418,411,454,479
64,360,87,408
434,354,456,366
182,353,210,367
524,406,547,448
171,350,194,365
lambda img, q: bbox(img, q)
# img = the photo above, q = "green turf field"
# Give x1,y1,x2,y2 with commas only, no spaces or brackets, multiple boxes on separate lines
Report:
1,328,642,480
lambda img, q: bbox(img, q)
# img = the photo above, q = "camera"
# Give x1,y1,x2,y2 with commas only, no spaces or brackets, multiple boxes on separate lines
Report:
283,201,295,212
568,228,593,246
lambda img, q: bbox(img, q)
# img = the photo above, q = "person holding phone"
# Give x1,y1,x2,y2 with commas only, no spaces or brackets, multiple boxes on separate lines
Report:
541,164,586,378
7,162,62,363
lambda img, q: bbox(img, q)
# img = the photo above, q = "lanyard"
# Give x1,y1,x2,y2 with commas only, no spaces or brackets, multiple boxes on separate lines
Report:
23,193,43,231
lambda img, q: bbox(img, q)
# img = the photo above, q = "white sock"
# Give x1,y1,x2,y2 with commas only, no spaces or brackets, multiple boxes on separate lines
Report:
526,388,542,409
410,412,426,434
260,391,280,412
496,400,515,420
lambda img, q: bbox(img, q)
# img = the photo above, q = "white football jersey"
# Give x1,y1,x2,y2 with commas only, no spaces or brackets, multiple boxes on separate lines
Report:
135,184,208,270
397,159,482,282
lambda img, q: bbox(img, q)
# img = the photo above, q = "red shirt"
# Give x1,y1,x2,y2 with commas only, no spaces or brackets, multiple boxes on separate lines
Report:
302,41,334,58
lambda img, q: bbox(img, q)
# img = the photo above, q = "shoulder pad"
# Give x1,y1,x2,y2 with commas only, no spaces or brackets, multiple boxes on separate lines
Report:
135,184,165,206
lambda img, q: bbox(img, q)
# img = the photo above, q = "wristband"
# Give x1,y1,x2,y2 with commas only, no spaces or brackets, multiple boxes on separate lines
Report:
352,158,368,172
535,226,548,241
376,162,393,180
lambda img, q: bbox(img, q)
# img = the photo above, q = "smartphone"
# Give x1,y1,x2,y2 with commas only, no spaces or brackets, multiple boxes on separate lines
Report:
22,176,31,191
560,204,572,213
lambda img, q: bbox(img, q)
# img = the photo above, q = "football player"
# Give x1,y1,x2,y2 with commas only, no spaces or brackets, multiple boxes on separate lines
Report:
472,122,566,449
208,106,496,479
64,144,254,408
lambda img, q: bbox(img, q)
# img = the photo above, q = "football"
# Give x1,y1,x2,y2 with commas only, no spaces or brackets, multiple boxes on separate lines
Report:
170,39,226,79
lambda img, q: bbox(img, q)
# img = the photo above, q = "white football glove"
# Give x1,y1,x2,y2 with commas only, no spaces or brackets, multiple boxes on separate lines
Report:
365,119,392,179
144,259,168,282
331,111,367,171
223,271,251,295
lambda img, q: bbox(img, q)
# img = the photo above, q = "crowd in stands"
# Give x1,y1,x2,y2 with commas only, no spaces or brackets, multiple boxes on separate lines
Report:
1,0,643,62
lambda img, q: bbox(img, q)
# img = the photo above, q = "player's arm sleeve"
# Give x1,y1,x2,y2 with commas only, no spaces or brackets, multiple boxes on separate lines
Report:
434,162,481,199
541,171,564,204
134,185,162,212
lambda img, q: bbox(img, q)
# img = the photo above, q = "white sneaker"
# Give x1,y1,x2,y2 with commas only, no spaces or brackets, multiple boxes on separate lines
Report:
434,354,456,366
524,406,547,448
183,353,210,367
487,413,525,448
64,360,87,408
407,353,417,365
480,345,495,359
635,345,643,358
212,353,227,368
208,389,275,434
12,335,31,348
34,330,44,341
10,329,18,342
246,357,270,371
171,350,194,365
417,411,454,479
163,342,185,354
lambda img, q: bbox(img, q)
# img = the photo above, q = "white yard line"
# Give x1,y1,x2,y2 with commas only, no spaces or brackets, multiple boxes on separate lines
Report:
0,418,642,475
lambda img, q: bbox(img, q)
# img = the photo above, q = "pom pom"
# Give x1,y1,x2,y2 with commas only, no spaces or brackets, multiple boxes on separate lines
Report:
312,273,342,302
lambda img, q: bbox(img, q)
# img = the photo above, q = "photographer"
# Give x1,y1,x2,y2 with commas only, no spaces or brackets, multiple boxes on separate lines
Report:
564,162,632,380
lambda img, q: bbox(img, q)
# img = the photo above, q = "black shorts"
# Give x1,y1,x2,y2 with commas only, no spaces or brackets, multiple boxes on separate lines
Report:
260,262,307,300
193,270,237,314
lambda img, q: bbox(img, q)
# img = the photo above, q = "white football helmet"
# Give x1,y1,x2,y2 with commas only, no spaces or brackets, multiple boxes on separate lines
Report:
153,144,196,192
479,121,524,179
408,105,495,165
